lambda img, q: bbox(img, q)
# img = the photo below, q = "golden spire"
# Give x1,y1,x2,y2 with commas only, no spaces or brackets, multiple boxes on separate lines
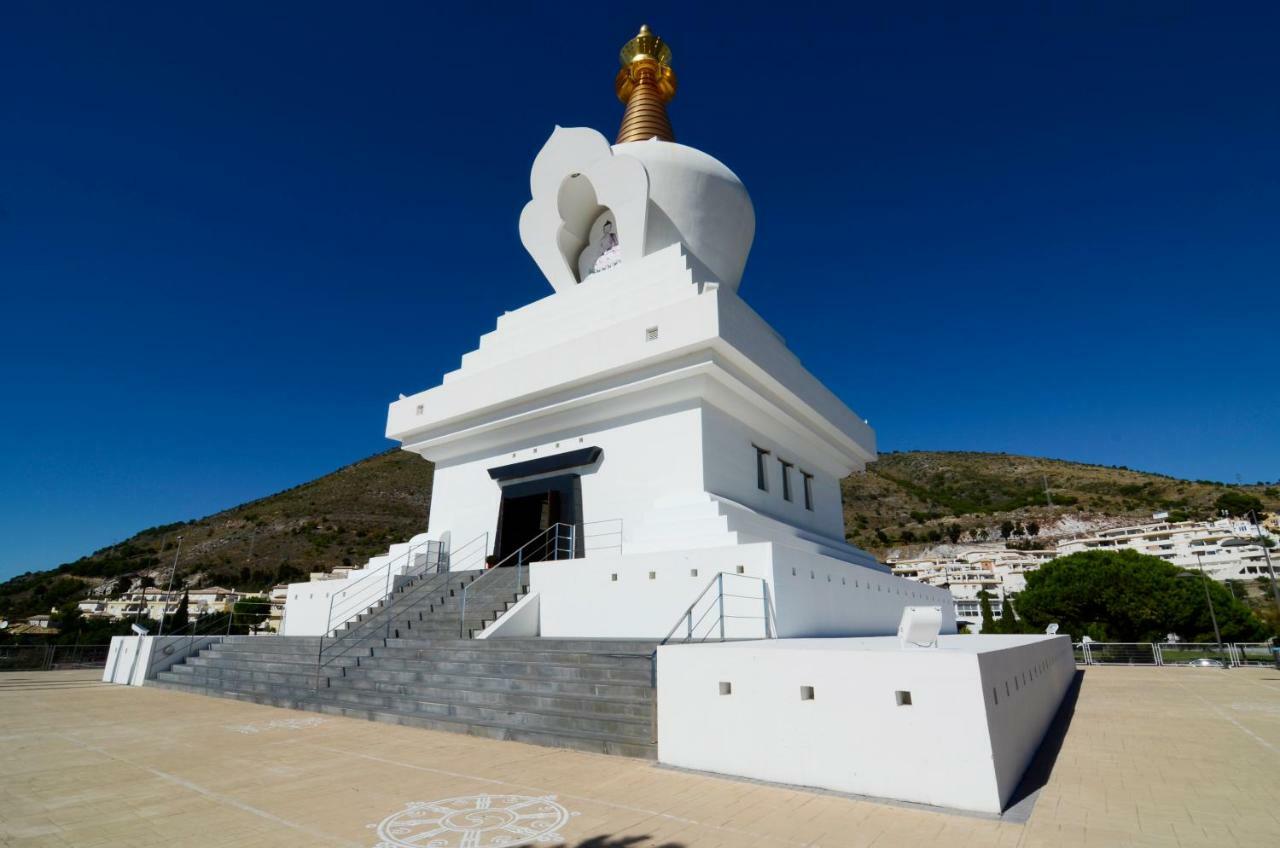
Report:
614,24,677,144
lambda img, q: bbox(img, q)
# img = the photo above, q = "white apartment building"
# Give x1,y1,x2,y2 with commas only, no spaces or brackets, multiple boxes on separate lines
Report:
891,550,1054,631
1057,518,1275,581
91,586,246,622
892,517,1276,630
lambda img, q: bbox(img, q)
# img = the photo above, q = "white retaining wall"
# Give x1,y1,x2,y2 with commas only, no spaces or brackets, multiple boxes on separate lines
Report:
656,634,1074,814
526,542,954,640
104,635,222,686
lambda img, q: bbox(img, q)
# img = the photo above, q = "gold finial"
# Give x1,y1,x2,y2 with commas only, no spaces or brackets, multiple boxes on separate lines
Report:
614,24,677,144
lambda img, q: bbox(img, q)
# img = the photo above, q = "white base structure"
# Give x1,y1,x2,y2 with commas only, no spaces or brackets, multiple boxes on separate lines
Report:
657,634,1075,814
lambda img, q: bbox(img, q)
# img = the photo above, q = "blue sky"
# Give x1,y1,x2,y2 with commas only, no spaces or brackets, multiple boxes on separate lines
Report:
2,2,1278,579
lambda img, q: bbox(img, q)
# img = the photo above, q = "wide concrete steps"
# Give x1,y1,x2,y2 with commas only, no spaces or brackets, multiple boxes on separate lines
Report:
153,635,658,759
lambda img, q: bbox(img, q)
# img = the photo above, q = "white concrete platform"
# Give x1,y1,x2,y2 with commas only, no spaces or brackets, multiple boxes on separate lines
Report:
656,634,1075,814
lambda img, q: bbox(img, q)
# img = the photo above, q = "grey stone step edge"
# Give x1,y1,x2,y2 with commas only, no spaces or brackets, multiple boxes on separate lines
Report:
150,680,655,759
160,671,653,729
166,661,654,700
162,666,652,712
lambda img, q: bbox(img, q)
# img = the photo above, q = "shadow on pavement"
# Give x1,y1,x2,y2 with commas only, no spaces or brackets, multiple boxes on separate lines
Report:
567,837,685,848
1002,669,1084,821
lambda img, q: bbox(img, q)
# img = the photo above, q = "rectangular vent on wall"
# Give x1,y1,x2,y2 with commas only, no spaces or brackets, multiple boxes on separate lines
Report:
645,326,659,341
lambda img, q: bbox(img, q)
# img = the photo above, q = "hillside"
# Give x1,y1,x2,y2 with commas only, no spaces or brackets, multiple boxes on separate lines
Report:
0,450,433,620
843,451,1278,555
2,449,1276,621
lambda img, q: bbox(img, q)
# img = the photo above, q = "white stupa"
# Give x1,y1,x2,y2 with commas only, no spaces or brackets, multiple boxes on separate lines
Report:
279,26,1075,814
371,24,953,641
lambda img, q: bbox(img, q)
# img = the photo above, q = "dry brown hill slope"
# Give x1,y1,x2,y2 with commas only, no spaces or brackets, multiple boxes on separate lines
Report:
843,451,1278,555
0,450,432,619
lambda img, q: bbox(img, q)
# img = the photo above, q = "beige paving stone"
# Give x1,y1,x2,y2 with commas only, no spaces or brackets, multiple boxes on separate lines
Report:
2,666,1279,847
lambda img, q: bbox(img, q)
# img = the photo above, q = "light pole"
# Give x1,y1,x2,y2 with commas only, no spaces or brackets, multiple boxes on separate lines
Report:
157,536,183,636
1183,551,1222,650
1244,509,1280,617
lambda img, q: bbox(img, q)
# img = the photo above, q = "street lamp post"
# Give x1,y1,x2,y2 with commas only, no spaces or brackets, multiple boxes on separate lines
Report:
156,536,183,636
1244,509,1280,617
1186,551,1223,650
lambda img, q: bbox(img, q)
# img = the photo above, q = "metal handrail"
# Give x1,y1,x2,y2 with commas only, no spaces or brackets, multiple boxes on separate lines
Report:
313,532,488,687
445,532,490,572
458,523,576,638
325,540,437,629
580,518,624,553
656,571,776,648
313,568,458,685
145,599,277,679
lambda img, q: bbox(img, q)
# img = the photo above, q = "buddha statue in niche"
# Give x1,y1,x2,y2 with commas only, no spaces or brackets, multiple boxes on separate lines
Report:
576,211,623,282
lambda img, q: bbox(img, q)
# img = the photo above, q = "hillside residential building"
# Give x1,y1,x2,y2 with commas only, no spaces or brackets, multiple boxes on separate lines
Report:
891,517,1276,629
890,550,1055,631
89,587,246,623
1057,518,1275,580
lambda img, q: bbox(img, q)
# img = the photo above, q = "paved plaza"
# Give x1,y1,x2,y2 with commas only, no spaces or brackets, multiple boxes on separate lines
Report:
1,666,1277,848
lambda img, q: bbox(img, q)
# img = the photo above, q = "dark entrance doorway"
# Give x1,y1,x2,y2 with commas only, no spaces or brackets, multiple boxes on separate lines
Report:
493,474,582,562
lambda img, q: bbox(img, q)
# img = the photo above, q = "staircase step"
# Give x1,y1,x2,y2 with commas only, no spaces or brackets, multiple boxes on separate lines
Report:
152,676,654,759
152,551,655,758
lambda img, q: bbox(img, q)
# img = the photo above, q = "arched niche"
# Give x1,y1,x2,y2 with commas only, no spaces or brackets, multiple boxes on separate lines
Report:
518,127,650,294
556,174,610,283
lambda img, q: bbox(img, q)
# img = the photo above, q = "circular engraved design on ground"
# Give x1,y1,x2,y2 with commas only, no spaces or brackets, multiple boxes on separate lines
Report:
374,794,572,848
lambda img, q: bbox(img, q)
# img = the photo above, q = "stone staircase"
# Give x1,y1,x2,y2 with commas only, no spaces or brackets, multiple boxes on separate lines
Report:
152,567,657,758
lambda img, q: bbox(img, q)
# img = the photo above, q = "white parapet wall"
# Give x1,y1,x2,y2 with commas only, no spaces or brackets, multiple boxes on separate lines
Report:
104,635,223,686
527,542,954,640
656,634,1075,814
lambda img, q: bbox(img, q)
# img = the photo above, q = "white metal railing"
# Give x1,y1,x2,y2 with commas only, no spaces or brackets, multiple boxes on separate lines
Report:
458,524,574,638
581,518,624,553
324,539,441,635
145,599,278,679
1073,641,1277,667
658,572,776,646
314,533,486,686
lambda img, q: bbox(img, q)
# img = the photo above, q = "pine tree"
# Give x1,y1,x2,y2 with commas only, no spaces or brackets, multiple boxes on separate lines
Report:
978,589,996,633
172,589,190,631
997,596,1023,634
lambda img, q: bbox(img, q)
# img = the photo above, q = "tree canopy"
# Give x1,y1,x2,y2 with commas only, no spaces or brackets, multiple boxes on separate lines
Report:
1014,549,1269,642
1215,491,1267,519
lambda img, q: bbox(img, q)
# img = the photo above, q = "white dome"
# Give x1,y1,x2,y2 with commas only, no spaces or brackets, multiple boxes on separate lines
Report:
612,140,755,290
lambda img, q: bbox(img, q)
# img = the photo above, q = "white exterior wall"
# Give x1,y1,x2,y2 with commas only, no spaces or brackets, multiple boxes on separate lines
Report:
426,400,707,560
531,544,773,639
976,635,1078,807
527,543,954,640
701,403,844,541
656,635,1073,814
769,547,955,638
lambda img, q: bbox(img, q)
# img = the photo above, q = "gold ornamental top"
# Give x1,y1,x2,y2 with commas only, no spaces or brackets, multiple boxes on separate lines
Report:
614,25,677,144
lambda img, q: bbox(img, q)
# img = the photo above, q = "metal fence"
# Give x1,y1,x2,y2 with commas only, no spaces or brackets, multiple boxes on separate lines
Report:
0,644,112,671
1073,641,1278,667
